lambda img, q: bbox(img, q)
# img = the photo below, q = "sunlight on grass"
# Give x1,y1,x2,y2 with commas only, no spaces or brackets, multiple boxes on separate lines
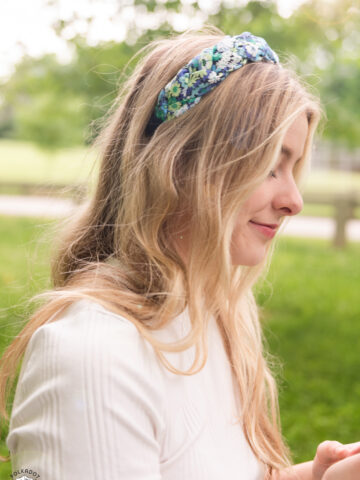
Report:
0,139,99,186
305,168,360,194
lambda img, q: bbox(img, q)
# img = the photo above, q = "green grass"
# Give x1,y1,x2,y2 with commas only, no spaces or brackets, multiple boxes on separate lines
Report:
256,237,360,463
0,213,360,474
0,139,98,186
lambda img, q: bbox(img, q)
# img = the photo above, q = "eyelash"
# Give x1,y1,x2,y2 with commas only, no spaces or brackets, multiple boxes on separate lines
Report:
269,170,277,179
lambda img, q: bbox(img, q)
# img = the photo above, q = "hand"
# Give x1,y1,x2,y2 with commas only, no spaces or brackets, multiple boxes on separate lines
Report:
313,440,360,480
323,452,360,480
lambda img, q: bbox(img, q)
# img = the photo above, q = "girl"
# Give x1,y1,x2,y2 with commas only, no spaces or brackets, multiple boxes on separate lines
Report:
1,25,359,480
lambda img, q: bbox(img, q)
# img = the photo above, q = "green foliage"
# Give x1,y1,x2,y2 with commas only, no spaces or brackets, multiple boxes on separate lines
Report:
0,40,140,150
14,91,88,148
0,0,359,149
320,57,360,147
209,0,360,147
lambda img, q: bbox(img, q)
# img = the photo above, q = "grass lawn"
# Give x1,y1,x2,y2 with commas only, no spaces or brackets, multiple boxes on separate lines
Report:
0,216,359,474
0,139,98,186
256,237,360,463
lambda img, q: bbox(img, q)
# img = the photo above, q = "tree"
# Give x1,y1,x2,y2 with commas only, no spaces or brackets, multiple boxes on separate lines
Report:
0,0,359,149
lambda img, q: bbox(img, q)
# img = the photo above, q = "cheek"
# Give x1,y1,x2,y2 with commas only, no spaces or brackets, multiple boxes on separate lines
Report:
245,183,272,213
231,208,252,243
231,213,251,247
231,183,273,237
233,200,262,230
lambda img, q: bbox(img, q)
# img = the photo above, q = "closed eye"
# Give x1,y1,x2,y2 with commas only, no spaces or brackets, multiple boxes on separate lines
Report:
269,170,277,179
281,146,303,166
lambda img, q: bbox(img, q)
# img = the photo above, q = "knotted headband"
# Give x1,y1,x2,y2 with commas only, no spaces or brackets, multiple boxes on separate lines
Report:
145,31,280,136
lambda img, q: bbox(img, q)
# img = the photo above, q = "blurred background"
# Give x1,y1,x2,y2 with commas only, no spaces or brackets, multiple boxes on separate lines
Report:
0,0,359,476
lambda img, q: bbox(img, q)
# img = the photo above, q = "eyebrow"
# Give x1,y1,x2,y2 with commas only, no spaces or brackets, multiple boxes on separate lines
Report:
281,146,302,163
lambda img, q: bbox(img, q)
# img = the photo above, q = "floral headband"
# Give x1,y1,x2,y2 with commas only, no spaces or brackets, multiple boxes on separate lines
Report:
145,31,280,136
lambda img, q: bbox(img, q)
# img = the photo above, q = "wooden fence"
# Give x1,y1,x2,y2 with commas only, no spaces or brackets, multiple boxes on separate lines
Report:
0,181,88,203
303,191,360,248
313,142,360,172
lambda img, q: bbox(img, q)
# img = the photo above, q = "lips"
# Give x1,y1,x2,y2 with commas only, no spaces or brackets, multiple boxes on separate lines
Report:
249,220,278,239
249,220,279,229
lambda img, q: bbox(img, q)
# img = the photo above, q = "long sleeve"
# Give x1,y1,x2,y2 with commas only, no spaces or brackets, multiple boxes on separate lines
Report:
6,300,166,480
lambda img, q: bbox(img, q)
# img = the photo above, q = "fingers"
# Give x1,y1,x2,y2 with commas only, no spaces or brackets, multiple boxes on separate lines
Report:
313,440,360,480
342,442,360,455
323,453,360,480
316,440,345,465
313,441,348,480
316,440,360,464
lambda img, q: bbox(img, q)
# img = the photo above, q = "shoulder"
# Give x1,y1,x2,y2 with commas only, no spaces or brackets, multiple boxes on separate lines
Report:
35,297,140,335
28,298,148,355
21,299,165,395
8,300,167,474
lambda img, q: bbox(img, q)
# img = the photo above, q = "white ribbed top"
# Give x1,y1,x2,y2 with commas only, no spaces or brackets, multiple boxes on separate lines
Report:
7,299,265,479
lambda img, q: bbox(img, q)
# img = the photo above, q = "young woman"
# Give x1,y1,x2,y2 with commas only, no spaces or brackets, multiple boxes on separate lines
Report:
0,25,359,480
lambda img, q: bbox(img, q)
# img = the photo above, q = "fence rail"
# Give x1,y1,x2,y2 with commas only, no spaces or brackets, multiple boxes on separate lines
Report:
0,181,88,203
313,142,360,172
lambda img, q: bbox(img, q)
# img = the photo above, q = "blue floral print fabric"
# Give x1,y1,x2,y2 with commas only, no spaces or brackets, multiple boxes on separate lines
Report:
150,31,279,130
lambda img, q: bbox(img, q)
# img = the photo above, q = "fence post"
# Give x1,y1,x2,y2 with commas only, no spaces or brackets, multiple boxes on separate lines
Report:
333,193,356,248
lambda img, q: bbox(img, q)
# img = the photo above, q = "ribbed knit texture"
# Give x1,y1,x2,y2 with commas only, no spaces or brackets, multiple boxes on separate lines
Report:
7,299,265,479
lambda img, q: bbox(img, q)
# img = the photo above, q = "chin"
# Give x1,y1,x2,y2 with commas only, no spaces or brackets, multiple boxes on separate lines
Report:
231,249,266,266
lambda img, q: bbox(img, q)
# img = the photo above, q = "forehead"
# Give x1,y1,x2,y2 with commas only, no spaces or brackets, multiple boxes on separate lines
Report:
282,113,309,157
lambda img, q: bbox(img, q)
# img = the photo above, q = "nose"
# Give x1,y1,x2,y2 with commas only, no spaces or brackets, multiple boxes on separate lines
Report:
274,176,304,217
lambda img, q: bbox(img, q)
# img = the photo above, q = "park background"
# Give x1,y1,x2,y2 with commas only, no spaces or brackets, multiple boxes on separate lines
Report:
0,0,360,477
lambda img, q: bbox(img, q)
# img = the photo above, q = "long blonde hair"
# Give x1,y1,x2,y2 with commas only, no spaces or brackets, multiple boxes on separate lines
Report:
0,24,322,476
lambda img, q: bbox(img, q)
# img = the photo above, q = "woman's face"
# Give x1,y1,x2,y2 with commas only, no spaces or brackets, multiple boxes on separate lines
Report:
230,112,309,266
